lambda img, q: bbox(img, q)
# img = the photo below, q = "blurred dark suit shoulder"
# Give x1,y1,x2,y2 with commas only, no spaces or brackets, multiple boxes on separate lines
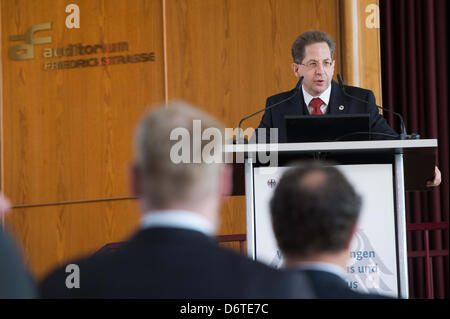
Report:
0,228,37,298
299,270,393,299
40,227,312,298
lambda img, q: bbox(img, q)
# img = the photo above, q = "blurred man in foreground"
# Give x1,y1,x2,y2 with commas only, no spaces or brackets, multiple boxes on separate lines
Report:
40,101,312,298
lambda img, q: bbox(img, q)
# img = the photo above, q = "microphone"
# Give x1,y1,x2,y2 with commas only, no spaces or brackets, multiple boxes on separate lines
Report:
336,74,416,140
236,76,304,143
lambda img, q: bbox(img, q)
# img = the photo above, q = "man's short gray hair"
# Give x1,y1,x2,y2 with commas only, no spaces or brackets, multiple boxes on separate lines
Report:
134,101,225,208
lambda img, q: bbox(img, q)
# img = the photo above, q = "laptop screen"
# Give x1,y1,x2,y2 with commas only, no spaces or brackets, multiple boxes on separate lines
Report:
285,114,371,143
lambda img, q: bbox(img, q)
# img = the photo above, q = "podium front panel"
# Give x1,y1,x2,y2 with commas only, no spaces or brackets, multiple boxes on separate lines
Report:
251,164,399,298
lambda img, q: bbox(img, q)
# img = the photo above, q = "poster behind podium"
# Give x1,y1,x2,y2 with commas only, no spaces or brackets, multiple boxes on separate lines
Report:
253,164,398,297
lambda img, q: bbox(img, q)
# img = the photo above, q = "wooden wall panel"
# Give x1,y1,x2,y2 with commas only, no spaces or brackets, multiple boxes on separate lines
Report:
340,0,383,104
1,0,164,278
5,200,139,279
1,0,165,205
166,0,341,130
165,0,341,235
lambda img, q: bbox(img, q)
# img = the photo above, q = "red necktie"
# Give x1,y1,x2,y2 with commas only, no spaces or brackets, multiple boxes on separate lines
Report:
310,97,324,115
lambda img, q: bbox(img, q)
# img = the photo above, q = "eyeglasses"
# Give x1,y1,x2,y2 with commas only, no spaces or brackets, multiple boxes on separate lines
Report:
300,60,334,70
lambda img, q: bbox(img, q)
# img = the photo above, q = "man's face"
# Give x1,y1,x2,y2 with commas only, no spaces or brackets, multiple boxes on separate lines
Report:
292,42,335,96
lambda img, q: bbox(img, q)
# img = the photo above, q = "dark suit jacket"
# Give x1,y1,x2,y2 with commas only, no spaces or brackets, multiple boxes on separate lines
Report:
39,227,313,298
258,81,399,143
298,269,393,299
0,228,37,298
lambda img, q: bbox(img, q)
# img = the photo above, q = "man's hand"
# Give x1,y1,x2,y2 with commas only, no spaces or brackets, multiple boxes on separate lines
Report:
426,166,442,187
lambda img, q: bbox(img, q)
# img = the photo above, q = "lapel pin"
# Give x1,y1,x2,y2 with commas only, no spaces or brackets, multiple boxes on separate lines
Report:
339,105,345,111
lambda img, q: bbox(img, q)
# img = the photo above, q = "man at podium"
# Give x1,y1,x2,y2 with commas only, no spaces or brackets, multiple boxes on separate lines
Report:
258,30,397,143
257,30,441,187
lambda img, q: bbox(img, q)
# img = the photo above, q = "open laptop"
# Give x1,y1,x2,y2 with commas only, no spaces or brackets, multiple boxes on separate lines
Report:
285,114,371,143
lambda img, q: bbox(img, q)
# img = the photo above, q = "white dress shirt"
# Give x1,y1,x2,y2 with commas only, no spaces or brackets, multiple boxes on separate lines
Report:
302,84,332,115
140,210,215,237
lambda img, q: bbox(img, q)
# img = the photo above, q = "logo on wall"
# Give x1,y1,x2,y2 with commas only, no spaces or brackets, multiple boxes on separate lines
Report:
8,5,155,71
10,23,52,60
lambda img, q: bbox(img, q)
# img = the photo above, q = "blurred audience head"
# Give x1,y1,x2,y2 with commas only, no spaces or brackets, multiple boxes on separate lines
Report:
270,162,362,263
131,101,230,223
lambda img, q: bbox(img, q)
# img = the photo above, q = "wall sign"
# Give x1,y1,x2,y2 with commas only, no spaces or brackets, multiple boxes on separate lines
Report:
9,5,155,70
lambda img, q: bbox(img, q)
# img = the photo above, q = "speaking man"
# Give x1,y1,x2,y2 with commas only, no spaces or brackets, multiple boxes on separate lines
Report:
257,30,441,187
259,30,397,142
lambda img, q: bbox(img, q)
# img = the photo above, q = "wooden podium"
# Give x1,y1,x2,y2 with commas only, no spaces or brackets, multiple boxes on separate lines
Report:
226,139,438,299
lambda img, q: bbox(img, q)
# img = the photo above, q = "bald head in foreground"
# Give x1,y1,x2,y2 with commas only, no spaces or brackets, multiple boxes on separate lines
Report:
271,162,392,299
40,101,312,298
